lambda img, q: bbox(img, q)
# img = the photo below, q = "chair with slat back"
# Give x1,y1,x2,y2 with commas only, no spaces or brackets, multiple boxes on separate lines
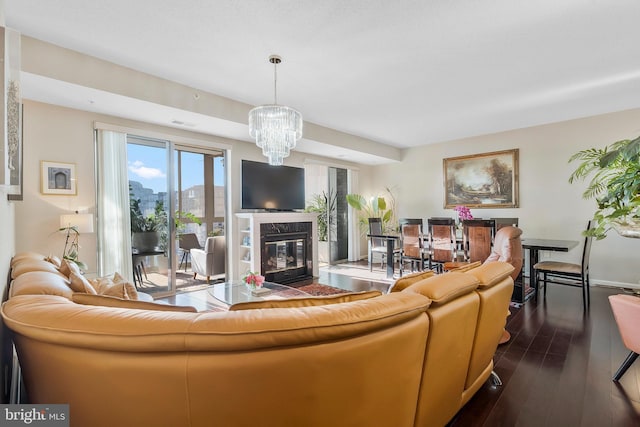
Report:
462,219,496,263
399,218,428,276
427,218,457,273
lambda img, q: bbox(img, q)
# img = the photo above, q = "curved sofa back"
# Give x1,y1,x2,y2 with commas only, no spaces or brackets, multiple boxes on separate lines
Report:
3,291,431,427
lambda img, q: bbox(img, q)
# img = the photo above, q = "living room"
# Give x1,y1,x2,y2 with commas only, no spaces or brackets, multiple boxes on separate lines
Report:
1,2,640,426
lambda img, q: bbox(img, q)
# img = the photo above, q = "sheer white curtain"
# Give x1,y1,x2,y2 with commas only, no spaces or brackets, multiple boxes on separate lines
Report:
95,129,133,280
347,169,361,261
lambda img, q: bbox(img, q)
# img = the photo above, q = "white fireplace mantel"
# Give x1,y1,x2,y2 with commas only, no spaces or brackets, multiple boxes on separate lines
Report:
234,212,319,280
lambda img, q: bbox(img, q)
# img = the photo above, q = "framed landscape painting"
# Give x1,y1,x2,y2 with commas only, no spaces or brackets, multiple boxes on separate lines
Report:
443,149,519,208
41,161,77,195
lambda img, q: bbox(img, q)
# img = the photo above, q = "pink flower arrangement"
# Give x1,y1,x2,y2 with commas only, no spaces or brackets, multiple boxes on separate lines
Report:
243,271,265,288
454,205,474,221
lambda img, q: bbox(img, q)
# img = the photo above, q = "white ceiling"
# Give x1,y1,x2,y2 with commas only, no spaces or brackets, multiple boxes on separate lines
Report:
5,0,640,164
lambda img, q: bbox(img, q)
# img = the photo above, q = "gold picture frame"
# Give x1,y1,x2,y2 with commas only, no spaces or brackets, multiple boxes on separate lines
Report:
443,149,519,209
41,161,77,195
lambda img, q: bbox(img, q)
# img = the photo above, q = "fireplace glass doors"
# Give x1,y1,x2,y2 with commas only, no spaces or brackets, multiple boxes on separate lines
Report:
260,222,312,284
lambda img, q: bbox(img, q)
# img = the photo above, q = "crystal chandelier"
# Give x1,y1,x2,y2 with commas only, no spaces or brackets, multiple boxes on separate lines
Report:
248,55,303,166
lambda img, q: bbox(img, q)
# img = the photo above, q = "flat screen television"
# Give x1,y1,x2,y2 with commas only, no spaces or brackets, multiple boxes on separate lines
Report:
241,160,305,211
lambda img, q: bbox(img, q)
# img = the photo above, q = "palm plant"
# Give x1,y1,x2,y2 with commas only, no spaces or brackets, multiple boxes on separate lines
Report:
346,187,397,235
569,136,640,239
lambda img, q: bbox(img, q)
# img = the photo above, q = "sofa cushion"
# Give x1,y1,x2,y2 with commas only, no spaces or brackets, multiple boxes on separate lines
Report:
10,252,46,267
44,255,62,268
10,259,66,279
229,290,383,311
10,271,73,299
69,272,98,294
58,259,81,277
403,272,479,306
89,273,139,300
465,261,515,289
389,270,436,293
72,293,197,312
448,261,482,273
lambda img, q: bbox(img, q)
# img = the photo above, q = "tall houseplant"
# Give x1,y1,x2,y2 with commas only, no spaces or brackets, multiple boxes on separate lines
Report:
346,187,397,235
569,136,640,239
305,190,337,242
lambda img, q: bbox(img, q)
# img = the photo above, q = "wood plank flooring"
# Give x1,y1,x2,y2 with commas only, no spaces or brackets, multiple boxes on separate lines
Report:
159,262,640,426
450,283,640,426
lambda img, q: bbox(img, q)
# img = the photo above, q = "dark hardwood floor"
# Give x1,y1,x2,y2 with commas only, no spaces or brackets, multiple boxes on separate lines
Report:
162,262,640,426
450,283,640,427
319,264,640,426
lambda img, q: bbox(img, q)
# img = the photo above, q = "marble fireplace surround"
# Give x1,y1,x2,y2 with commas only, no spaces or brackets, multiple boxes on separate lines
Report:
235,212,319,282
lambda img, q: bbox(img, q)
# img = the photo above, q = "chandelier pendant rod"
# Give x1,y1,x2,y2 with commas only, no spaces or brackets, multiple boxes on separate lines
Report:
270,54,281,105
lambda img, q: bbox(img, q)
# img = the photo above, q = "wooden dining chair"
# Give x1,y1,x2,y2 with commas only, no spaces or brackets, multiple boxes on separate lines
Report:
399,218,428,276
426,218,457,273
533,221,593,309
492,217,519,232
462,219,496,263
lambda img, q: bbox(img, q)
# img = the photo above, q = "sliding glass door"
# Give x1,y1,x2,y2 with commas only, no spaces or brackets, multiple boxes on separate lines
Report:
305,164,349,266
327,167,349,263
127,136,173,294
174,147,226,287
125,138,226,295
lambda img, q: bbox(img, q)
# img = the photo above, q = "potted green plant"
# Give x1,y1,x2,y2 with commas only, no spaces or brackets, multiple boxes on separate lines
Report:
569,136,640,239
175,211,202,234
346,187,397,235
305,190,337,242
305,190,337,263
130,197,167,251
58,225,89,271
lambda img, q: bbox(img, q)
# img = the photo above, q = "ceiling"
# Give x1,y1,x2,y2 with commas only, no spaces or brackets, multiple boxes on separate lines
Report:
5,0,640,164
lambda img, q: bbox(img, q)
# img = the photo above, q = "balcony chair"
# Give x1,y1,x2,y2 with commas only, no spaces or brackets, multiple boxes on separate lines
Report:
398,218,428,276
178,233,203,272
609,294,640,381
191,236,226,283
426,218,457,273
533,221,593,309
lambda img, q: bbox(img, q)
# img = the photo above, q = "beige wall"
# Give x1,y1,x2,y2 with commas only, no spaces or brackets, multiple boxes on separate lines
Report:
14,100,364,279
365,108,640,286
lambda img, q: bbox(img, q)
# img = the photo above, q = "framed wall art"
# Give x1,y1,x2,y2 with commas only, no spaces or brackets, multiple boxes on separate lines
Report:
443,149,519,209
41,161,77,195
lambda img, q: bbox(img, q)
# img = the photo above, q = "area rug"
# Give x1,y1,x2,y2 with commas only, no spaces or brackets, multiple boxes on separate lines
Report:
292,283,351,296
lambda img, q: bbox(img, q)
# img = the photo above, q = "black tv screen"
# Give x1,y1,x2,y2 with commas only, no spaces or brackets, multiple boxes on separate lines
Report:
241,160,305,211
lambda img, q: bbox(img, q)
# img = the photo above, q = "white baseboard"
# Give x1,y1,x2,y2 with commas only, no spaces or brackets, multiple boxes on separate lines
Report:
591,279,640,290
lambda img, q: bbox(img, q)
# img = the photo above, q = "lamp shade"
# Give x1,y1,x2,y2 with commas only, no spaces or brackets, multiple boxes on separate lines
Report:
60,213,94,233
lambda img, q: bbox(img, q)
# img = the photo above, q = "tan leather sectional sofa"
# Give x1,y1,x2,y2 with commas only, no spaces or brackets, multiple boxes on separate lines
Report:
2,252,513,427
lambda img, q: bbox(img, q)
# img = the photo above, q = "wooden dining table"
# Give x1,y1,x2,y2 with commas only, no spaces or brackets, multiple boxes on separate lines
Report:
520,238,579,302
367,233,400,278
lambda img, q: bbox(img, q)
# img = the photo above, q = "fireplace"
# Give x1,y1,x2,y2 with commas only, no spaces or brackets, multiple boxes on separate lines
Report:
261,222,313,284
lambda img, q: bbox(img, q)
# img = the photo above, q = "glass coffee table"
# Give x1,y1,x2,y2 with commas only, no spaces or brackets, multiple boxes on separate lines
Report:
208,280,310,306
